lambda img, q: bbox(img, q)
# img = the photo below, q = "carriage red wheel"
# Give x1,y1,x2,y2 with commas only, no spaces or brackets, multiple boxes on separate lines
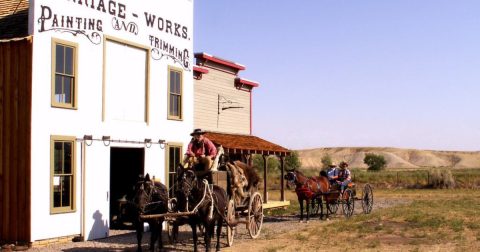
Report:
226,199,235,247
342,188,355,218
248,192,263,239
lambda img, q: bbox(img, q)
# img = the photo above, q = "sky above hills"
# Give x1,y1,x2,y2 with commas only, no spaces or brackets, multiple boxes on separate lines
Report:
193,0,480,151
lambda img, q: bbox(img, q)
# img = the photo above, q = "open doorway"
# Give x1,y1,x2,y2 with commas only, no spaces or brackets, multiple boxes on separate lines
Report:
109,147,144,229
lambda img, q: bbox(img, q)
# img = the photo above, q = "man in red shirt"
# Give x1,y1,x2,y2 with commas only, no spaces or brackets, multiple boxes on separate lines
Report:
184,129,217,171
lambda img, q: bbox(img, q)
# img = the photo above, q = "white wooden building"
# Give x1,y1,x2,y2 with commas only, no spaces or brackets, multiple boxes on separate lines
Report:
0,0,194,245
192,53,291,207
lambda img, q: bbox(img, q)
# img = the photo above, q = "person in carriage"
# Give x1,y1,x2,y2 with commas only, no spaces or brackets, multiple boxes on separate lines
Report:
326,163,339,185
337,162,352,194
183,128,218,171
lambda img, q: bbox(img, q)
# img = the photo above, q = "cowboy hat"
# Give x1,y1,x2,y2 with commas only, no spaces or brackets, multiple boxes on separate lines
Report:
329,163,337,167
190,128,206,136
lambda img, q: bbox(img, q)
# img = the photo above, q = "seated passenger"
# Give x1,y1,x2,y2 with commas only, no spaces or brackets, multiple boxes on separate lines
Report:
183,129,217,171
326,163,339,185
337,162,352,193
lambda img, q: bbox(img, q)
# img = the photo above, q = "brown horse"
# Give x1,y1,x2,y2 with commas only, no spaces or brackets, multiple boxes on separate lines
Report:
285,168,330,222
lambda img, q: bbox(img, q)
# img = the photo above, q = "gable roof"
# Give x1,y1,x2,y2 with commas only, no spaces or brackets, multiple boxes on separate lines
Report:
204,132,291,156
0,0,29,40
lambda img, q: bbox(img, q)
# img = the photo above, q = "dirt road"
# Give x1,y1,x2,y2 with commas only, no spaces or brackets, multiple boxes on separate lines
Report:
27,198,405,252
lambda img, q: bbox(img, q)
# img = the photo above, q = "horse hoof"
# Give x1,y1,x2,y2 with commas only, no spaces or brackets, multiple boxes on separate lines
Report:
326,218,330,221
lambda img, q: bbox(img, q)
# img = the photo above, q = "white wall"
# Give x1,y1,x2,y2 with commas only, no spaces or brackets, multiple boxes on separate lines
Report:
29,0,194,241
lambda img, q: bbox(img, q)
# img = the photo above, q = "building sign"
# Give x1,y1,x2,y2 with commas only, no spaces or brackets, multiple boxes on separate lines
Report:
37,0,191,71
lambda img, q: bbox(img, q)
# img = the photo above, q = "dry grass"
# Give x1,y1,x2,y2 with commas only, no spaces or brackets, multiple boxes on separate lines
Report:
261,189,480,251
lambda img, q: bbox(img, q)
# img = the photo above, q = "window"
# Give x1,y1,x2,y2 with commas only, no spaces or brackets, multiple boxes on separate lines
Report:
51,136,76,214
166,143,183,198
51,38,78,109
168,66,183,120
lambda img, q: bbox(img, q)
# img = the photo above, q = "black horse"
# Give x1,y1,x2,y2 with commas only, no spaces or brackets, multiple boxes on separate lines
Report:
131,173,168,252
176,165,228,252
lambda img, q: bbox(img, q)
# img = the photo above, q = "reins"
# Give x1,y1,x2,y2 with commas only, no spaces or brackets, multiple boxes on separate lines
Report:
187,179,211,214
180,173,234,228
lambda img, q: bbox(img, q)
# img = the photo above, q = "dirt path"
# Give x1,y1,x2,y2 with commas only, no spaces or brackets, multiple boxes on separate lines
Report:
27,198,406,252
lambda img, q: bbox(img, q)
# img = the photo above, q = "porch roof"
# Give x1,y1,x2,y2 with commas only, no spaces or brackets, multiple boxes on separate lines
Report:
204,132,291,156
0,0,29,40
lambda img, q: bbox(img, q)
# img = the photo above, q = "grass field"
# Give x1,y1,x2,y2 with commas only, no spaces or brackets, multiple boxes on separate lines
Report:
257,168,480,190
263,189,480,251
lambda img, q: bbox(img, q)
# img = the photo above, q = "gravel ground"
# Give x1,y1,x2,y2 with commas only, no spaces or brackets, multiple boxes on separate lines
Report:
25,199,408,252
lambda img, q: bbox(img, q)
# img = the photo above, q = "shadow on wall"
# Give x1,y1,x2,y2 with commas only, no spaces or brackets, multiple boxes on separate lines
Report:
88,210,109,241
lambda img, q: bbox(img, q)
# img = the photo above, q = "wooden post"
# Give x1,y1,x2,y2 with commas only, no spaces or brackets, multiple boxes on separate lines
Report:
280,156,285,201
244,154,253,167
262,155,268,203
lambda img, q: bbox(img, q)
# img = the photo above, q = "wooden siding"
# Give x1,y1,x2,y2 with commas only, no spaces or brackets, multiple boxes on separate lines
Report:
0,37,32,244
194,68,250,135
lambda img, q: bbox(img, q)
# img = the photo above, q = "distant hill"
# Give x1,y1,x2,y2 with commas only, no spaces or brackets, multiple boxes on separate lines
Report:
297,147,480,169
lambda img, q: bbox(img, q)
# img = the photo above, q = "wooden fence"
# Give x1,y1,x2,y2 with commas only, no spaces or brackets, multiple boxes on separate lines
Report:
0,36,33,244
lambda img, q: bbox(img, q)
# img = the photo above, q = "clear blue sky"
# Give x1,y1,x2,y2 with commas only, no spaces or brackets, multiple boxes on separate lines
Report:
194,0,480,151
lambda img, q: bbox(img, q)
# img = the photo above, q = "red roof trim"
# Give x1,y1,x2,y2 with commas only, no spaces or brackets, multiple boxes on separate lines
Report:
235,78,259,87
195,53,246,71
193,66,209,74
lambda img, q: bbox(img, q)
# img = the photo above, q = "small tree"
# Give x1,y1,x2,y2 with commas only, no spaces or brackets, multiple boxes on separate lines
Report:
285,150,302,170
321,154,332,170
252,154,280,173
363,153,387,171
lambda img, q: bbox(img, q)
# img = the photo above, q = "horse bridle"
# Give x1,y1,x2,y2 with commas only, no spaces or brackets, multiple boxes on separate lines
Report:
285,170,298,187
180,170,198,197
133,181,162,214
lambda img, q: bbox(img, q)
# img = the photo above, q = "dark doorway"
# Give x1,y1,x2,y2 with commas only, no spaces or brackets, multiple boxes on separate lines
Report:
109,147,144,229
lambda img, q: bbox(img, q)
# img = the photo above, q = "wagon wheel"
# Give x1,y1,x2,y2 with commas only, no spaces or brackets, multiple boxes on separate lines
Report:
311,198,320,216
342,188,355,218
327,199,339,214
167,221,178,244
247,192,263,239
361,183,374,214
226,199,235,247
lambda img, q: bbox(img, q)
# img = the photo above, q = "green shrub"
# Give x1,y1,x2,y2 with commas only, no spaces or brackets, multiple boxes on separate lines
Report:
430,169,456,189
364,153,387,171
285,150,302,170
321,154,332,170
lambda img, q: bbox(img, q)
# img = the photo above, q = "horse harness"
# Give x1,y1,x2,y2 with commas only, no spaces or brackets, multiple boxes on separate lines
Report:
181,172,233,227
182,171,220,217
290,171,323,196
